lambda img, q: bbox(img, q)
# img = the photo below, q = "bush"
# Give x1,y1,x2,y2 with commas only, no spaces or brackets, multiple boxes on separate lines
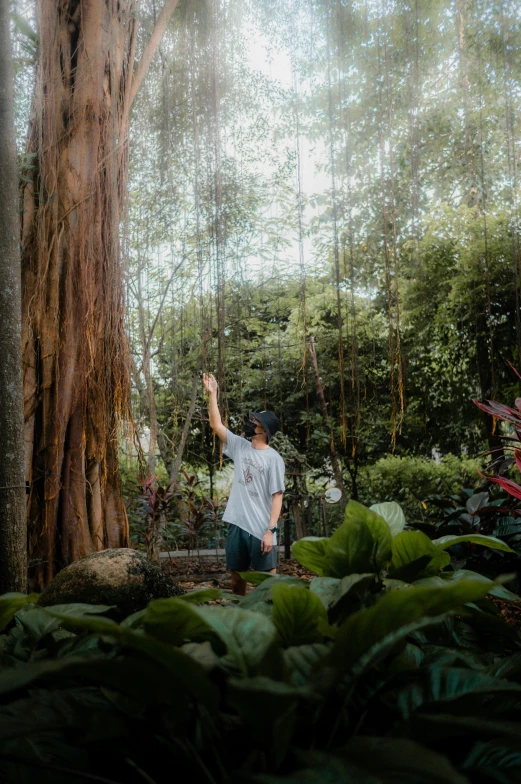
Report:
0,501,520,783
358,453,482,518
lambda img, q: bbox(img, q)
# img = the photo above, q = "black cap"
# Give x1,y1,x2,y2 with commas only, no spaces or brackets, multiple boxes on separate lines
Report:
250,410,280,443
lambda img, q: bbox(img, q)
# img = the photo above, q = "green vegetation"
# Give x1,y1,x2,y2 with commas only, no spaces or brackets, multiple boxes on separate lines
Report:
0,501,520,782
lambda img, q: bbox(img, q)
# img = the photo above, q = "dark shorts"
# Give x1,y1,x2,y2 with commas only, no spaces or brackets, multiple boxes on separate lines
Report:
225,523,277,572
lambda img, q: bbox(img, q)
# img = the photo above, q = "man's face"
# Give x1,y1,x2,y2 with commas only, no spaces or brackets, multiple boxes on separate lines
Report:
250,416,265,435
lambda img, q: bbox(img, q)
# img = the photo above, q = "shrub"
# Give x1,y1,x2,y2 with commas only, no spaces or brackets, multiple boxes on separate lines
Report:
0,501,520,783
358,453,482,518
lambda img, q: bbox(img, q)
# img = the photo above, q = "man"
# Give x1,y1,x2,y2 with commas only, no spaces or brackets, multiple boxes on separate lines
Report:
202,373,285,595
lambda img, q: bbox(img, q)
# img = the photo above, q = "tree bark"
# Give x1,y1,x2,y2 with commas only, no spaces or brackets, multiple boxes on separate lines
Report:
307,337,346,508
22,1,181,588
0,3,27,593
292,499,304,540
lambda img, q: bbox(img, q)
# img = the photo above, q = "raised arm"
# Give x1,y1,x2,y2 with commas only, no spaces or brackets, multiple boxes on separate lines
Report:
202,373,227,443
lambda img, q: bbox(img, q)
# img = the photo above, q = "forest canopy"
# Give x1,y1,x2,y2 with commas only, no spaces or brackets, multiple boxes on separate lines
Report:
120,0,521,478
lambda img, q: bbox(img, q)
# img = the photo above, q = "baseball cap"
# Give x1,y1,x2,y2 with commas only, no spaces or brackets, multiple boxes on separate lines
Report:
250,410,280,443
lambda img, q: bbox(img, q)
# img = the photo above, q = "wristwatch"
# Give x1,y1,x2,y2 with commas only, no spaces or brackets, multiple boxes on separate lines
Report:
267,526,277,534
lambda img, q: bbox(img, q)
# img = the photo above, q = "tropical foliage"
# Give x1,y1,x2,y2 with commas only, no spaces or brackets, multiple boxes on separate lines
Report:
0,501,520,782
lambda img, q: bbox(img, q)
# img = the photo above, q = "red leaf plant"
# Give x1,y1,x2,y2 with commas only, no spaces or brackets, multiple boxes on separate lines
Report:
474,372,521,500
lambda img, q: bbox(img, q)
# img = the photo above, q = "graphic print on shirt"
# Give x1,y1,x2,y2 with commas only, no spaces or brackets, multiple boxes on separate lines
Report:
242,455,265,474
238,455,263,498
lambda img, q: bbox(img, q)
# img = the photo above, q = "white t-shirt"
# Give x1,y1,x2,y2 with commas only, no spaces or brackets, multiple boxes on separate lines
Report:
222,429,286,541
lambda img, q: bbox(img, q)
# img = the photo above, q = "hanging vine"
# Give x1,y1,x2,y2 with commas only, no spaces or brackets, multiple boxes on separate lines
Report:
291,0,310,443
376,0,405,448
326,2,347,449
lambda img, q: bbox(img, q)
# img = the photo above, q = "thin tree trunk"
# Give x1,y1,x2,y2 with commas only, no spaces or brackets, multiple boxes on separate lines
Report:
151,376,198,564
135,266,158,475
292,500,304,540
168,376,199,488
456,2,501,455
284,512,291,559
307,337,346,508
0,3,27,593
22,0,181,588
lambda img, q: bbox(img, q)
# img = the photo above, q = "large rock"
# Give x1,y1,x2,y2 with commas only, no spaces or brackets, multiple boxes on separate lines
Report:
38,548,184,618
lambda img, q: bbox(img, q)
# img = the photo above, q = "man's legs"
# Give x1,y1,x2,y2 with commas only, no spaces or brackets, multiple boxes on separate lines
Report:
226,526,278,594
249,533,278,574
226,525,250,595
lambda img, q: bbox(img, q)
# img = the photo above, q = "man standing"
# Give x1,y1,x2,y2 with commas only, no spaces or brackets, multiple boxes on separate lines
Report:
203,373,285,595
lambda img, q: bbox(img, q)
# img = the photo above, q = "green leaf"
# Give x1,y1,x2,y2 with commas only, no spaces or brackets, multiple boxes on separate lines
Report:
325,511,376,578
291,537,329,576
343,500,392,571
410,713,521,743
369,501,407,537
197,605,277,675
39,608,218,706
238,572,275,585
389,531,450,580
433,534,515,553
396,666,521,720
487,652,521,681
383,578,411,591
227,676,303,763
460,604,521,645
41,603,113,616
0,731,89,784
143,598,218,648
417,569,520,602
240,575,306,609
293,499,396,577
181,640,221,671
348,613,451,679
341,736,469,784
308,577,341,608
328,578,508,673
120,609,146,628
0,656,97,698
177,588,221,603
463,738,521,781
0,687,124,743
310,573,376,617
0,594,38,632
328,574,378,623
236,750,376,784
283,643,331,686
271,583,328,646
39,610,120,635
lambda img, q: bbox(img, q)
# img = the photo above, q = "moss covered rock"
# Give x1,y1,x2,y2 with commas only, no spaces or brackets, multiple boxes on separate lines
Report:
38,548,184,618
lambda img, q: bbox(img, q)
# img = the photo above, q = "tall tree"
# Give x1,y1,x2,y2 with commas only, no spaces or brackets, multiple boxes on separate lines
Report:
0,1,27,593
22,0,181,588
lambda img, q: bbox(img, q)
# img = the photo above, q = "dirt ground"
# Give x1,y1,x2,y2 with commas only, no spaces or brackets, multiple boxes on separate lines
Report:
491,596,521,630
161,556,313,593
161,556,521,628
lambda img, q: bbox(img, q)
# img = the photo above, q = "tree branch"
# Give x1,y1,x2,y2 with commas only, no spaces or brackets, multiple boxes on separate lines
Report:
130,0,181,106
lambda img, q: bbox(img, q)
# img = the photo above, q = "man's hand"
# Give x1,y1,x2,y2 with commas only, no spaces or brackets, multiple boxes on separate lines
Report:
204,373,227,442
261,530,274,555
203,373,218,394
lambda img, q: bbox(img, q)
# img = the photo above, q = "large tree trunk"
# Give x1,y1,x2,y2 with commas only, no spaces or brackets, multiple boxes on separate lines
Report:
0,2,27,593
22,0,179,588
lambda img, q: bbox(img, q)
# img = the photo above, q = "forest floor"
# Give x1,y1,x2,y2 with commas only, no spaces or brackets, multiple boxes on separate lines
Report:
161,555,313,593
161,555,521,629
